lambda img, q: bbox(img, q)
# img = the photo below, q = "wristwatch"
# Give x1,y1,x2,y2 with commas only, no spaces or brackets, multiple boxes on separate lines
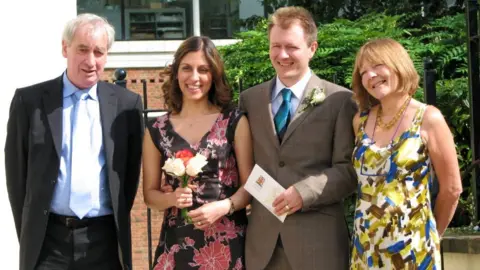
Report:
227,198,235,215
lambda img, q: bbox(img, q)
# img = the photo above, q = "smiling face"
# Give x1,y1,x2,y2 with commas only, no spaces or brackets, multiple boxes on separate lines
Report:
62,23,108,89
269,22,317,87
177,50,213,102
359,62,399,101
352,38,420,111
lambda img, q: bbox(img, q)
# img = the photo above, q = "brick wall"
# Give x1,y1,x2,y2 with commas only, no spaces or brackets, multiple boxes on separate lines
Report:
102,68,165,270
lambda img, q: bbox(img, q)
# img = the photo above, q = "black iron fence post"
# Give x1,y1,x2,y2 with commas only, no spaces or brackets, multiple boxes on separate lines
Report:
423,58,436,106
141,79,153,270
141,79,154,270
422,58,444,270
466,0,480,224
423,58,438,205
113,68,127,88
140,81,167,270
112,70,159,270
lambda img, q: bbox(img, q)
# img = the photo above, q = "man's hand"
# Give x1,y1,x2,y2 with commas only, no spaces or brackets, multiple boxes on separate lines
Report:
273,186,303,216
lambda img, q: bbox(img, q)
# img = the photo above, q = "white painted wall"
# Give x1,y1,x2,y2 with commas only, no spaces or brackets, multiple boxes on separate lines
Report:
0,1,76,268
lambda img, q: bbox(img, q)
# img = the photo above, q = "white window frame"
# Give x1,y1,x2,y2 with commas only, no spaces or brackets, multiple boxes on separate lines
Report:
105,39,239,68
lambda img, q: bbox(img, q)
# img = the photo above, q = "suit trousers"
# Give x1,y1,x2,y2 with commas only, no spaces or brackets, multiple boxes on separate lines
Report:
35,214,121,270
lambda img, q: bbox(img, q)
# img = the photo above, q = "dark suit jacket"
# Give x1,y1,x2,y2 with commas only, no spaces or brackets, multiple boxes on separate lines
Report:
239,75,357,270
5,75,144,270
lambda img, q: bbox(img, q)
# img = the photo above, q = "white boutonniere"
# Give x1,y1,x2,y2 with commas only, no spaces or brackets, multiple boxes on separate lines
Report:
300,87,325,112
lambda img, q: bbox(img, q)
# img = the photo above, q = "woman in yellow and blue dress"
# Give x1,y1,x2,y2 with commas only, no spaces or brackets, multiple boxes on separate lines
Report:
350,38,463,269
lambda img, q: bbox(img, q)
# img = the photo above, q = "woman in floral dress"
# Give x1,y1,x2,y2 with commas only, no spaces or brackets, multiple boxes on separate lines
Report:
142,36,253,269
350,38,463,269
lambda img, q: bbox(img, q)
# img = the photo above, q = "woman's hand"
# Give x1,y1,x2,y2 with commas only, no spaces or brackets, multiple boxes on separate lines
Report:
188,200,230,230
160,185,174,193
161,184,197,209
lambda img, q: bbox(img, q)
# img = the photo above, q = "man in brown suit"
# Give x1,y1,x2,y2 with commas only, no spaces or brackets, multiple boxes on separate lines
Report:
239,7,357,270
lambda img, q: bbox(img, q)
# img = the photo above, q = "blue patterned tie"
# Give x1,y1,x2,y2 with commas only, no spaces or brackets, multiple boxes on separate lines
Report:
70,91,93,219
274,88,292,141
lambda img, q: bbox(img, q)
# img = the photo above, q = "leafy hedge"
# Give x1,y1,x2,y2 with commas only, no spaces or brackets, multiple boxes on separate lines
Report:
219,12,474,227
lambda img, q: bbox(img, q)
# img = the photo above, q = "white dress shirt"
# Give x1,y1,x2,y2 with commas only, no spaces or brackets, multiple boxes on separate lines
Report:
50,72,112,218
271,69,312,116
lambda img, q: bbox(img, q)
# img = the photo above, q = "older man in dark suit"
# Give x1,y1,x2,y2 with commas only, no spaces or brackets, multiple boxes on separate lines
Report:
5,13,143,270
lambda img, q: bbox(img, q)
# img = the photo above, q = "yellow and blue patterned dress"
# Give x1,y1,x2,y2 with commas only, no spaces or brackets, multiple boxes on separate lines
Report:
351,104,441,270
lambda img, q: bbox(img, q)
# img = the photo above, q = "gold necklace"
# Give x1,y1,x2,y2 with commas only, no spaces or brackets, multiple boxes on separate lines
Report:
376,96,411,130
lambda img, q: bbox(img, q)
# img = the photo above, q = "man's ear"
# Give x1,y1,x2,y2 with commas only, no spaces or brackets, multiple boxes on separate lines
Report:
62,40,68,58
309,41,318,59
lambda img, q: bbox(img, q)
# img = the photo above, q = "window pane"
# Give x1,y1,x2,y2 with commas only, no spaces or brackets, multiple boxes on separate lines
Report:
78,0,123,40
200,0,264,39
125,0,192,40
77,0,193,41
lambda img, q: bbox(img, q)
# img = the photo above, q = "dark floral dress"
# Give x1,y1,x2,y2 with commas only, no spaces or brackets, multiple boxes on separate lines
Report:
149,108,247,270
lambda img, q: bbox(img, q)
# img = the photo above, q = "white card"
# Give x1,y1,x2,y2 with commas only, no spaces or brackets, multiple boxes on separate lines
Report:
244,164,287,222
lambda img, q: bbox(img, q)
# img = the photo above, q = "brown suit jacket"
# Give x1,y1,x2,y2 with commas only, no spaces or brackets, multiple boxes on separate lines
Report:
239,74,357,270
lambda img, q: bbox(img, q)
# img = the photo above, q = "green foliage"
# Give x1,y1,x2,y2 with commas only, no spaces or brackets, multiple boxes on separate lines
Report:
261,0,451,23
312,13,408,86
218,20,274,101
262,0,345,23
415,14,468,79
435,78,476,226
436,78,470,148
219,11,474,227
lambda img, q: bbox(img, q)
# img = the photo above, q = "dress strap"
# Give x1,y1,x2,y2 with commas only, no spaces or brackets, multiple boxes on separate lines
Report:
357,110,370,133
410,104,428,133
226,108,245,143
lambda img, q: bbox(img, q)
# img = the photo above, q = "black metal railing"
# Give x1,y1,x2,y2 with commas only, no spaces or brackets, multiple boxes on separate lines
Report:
466,0,480,224
423,57,436,106
422,58,446,270
113,69,165,270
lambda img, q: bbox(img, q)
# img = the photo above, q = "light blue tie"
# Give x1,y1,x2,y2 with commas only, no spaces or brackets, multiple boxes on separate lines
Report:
274,88,292,141
70,91,93,219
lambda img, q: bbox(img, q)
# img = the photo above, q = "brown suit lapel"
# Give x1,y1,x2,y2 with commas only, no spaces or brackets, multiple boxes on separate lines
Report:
282,75,326,144
259,79,280,150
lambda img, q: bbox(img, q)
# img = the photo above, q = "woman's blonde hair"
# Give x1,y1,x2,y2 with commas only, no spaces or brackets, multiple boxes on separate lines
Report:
352,38,419,111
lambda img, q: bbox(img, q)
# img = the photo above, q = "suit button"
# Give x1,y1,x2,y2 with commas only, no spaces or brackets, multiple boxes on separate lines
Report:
43,210,48,215
279,161,285,167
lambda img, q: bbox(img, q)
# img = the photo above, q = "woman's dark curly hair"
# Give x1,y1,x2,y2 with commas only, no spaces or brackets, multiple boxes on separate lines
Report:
161,36,233,113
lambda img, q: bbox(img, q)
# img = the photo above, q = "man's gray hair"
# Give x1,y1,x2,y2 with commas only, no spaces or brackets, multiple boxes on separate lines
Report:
62,13,115,50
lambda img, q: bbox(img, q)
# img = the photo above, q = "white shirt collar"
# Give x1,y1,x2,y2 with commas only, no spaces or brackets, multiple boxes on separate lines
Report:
273,69,312,101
